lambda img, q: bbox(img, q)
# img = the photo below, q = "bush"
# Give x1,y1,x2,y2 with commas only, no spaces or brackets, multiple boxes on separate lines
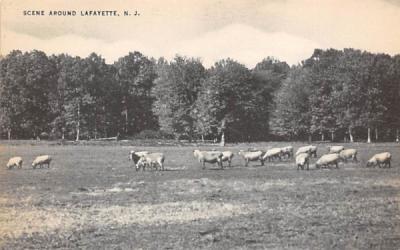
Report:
39,132,49,140
133,130,174,140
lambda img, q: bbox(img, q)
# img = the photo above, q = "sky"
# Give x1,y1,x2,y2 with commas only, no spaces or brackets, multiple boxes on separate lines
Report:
1,0,400,67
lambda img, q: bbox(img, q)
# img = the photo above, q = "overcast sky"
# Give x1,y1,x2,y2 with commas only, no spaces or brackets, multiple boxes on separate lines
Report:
1,0,400,67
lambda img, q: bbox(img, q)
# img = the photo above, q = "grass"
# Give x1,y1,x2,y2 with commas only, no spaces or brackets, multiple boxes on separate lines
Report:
0,141,399,249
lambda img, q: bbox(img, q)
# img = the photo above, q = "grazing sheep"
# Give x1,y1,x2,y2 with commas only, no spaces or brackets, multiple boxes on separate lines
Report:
366,152,391,168
238,150,265,167
328,146,344,154
339,149,358,163
6,157,23,169
315,153,340,169
210,149,235,167
129,151,149,162
221,151,234,167
296,145,318,158
296,153,310,170
262,148,283,162
193,150,223,169
136,153,165,171
281,146,294,159
32,155,52,169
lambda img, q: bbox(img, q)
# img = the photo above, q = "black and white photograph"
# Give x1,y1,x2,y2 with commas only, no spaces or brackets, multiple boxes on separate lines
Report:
1,0,400,248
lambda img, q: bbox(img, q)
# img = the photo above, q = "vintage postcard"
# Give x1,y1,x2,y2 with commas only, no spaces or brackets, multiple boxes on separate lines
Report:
1,0,400,249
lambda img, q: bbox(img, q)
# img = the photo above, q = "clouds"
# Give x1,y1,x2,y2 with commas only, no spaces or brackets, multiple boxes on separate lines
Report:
1,0,400,67
176,24,321,67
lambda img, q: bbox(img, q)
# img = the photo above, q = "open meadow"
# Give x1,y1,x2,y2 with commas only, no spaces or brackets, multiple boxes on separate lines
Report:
0,141,400,249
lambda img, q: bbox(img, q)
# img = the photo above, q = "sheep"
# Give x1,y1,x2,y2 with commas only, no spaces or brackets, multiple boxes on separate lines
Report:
262,148,283,162
296,153,310,170
281,146,294,159
296,145,317,158
136,153,165,171
210,149,235,167
327,145,344,154
238,150,265,167
6,157,23,169
339,149,358,163
32,155,52,169
366,152,391,168
193,150,223,169
129,151,149,163
221,151,234,167
315,153,340,169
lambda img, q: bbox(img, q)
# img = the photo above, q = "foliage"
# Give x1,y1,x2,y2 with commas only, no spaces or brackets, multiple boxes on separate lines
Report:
152,56,206,141
0,48,399,142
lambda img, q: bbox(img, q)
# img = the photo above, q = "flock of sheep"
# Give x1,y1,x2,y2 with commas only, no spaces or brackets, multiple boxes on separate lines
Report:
128,145,392,171
6,155,52,170
5,145,392,171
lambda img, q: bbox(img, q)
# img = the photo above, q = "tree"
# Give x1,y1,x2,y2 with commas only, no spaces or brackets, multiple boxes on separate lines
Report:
304,49,344,141
152,56,205,141
0,50,25,139
252,57,290,140
194,59,259,142
114,52,158,136
270,66,312,140
0,50,56,139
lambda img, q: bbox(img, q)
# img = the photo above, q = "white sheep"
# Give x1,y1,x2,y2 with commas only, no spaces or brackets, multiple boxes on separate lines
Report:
129,151,149,162
339,149,358,163
32,155,52,169
315,153,340,169
296,145,317,158
6,157,23,169
210,149,235,167
295,153,310,170
221,151,234,167
136,153,165,171
262,148,283,162
366,152,391,168
193,150,223,169
327,145,344,154
238,150,265,167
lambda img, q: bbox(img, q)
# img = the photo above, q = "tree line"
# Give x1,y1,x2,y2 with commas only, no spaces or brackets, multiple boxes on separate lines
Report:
271,49,400,142
0,48,399,142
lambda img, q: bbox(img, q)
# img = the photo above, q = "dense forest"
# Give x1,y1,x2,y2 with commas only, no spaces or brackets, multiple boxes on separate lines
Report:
0,48,399,142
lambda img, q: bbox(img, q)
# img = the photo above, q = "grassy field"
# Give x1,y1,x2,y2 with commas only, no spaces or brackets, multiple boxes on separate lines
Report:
0,141,399,249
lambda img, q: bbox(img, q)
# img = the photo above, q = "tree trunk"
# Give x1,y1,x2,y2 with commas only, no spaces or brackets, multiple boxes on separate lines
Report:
62,128,65,140
375,127,378,141
7,128,11,140
321,133,325,141
124,109,128,135
331,131,334,142
94,106,98,140
396,129,399,142
308,133,312,143
76,102,80,141
349,127,354,143
220,132,225,147
367,127,371,143
201,134,204,142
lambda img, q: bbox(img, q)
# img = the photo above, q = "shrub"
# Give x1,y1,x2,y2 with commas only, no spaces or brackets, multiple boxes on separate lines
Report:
133,130,174,140
39,132,49,140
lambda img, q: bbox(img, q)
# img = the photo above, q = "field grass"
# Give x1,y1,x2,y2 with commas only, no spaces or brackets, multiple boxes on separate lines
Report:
0,141,399,249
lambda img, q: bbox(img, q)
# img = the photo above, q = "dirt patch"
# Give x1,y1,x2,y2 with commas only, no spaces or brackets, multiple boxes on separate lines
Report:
0,200,255,238
373,178,400,188
161,178,296,195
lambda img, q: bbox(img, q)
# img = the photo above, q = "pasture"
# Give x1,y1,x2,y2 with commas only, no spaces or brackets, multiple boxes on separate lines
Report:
0,141,400,249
